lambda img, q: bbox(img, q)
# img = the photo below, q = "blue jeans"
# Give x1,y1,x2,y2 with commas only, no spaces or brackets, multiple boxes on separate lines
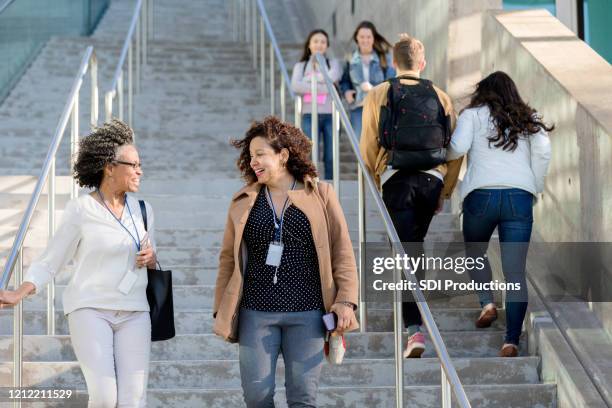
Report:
302,113,333,180
462,188,533,345
350,106,363,140
238,308,325,408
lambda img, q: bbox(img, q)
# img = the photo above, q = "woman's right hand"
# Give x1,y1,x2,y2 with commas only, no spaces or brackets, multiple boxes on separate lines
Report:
344,90,356,104
0,282,35,308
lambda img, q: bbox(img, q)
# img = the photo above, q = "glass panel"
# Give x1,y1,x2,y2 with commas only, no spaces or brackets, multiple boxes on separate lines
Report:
0,0,109,103
584,0,612,63
503,0,556,15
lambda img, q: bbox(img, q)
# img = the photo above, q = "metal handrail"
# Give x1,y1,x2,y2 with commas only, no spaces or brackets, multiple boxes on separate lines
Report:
255,0,294,101
104,0,152,128
241,0,295,124
314,53,471,408
0,45,98,401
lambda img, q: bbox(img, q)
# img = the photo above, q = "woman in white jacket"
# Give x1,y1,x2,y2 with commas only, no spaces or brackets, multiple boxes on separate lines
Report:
447,71,553,357
0,120,157,406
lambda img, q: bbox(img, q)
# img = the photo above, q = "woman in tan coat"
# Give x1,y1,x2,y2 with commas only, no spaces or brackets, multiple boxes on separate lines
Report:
213,116,359,407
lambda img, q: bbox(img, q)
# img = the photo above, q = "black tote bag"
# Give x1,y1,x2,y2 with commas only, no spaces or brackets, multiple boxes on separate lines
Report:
139,200,176,342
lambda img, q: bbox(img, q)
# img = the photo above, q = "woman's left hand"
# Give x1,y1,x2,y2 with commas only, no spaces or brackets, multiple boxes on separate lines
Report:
330,302,356,334
136,246,156,269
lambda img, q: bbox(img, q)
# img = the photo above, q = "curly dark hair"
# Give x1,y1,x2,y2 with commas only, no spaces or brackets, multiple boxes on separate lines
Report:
73,119,134,189
231,116,318,184
466,71,554,152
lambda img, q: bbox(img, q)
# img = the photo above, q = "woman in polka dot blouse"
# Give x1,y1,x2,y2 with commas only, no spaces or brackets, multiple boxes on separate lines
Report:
213,116,359,407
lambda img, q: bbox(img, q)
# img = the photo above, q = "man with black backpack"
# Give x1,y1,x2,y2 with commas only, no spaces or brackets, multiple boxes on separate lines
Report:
360,34,462,358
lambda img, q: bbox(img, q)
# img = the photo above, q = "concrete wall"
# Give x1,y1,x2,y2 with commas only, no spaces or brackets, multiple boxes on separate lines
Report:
294,0,501,104
482,9,612,243
482,7,612,343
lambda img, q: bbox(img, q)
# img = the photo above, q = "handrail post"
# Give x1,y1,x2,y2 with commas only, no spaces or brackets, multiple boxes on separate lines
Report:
149,0,154,41
142,0,147,65
331,101,340,194
259,16,265,99
47,158,56,336
442,366,452,408
12,249,23,408
310,73,318,172
280,77,286,121
251,0,256,69
105,91,112,122
136,17,141,93
294,96,302,129
245,0,250,42
358,167,367,332
90,55,98,129
128,41,133,125
394,259,404,408
119,72,124,123
70,92,79,200
270,42,275,115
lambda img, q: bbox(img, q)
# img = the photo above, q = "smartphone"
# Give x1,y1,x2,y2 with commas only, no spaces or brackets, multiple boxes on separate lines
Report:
322,312,338,332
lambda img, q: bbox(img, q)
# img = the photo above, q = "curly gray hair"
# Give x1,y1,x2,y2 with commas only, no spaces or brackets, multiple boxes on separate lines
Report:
73,119,134,189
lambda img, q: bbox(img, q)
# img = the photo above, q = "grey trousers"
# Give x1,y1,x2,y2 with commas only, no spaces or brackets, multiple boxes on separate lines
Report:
238,308,325,407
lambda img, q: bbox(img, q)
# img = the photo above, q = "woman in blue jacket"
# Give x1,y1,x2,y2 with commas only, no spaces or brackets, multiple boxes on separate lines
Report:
340,21,395,139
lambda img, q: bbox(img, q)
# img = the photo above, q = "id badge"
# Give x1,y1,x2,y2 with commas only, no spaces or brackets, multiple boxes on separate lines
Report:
266,242,284,267
118,270,138,295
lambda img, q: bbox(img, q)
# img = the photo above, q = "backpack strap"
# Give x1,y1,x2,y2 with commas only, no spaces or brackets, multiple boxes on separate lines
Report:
139,200,148,232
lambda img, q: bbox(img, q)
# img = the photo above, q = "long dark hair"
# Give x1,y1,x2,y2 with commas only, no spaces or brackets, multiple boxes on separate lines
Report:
352,21,392,69
231,116,318,184
467,71,554,152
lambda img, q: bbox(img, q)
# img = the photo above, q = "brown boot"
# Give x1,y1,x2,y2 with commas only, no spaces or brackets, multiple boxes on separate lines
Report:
499,343,519,357
475,303,498,328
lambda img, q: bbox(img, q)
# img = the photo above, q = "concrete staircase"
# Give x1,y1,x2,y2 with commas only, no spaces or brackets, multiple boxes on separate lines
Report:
0,0,556,406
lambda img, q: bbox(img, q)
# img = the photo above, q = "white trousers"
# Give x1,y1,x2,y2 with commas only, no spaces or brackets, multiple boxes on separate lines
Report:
68,308,151,408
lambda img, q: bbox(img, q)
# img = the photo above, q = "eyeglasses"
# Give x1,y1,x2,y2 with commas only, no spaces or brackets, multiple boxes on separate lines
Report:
113,160,142,170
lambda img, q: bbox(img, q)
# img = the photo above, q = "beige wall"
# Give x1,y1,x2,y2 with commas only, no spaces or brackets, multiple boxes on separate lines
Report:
482,9,612,243
296,0,501,103
482,9,612,335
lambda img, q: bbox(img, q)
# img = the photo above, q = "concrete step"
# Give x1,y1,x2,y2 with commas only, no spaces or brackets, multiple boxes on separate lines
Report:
0,330,525,362
0,308,510,336
0,208,458,231
12,384,557,408
143,384,555,408
0,357,543,388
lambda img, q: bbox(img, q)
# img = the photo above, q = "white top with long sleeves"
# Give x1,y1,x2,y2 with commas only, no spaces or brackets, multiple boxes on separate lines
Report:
291,57,342,114
447,105,552,201
24,194,156,315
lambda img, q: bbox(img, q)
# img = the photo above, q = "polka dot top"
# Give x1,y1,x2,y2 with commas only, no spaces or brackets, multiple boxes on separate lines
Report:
240,188,324,312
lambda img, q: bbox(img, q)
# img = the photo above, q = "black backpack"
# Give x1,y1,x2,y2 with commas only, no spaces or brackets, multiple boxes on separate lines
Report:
378,75,451,171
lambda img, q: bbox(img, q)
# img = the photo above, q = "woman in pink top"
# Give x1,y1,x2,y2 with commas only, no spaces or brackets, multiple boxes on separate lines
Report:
291,29,342,180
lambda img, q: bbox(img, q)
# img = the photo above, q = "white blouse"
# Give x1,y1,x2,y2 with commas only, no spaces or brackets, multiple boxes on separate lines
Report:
24,194,156,315
447,105,552,201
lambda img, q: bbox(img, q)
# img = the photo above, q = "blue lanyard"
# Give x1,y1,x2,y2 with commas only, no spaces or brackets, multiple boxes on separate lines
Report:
266,179,297,243
97,190,141,252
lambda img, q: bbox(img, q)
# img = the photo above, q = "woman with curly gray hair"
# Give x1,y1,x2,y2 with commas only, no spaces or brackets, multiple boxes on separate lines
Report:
0,119,156,407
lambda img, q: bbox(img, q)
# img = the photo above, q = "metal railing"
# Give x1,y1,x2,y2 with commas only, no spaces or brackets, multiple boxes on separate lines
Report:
236,0,339,193
0,46,98,405
232,1,472,406
104,0,153,129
